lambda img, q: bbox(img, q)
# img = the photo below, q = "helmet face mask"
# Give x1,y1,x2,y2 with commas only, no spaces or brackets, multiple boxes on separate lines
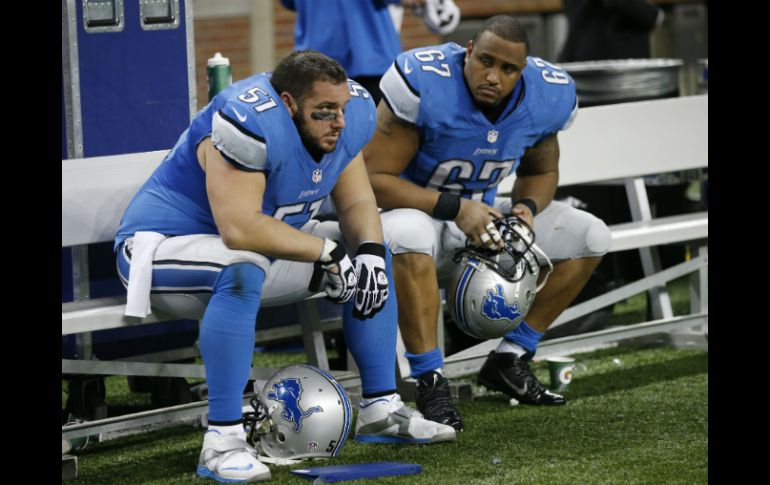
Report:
244,364,352,464
446,216,553,340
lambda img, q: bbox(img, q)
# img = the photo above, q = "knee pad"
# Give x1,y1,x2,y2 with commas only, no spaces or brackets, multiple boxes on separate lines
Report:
382,209,440,257
213,262,266,301
584,218,612,257
533,201,612,261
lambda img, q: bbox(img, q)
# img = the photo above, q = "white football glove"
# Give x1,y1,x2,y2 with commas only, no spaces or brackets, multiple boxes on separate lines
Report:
309,239,357,303
418,0,461,35
352,243,389,320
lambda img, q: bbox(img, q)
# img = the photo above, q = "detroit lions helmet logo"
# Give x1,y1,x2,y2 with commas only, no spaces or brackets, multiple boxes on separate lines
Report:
267,378,323,432
481,284,521,321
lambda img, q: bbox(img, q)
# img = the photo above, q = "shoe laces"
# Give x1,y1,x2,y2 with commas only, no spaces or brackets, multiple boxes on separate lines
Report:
510,357,548,396
417,373,456,416
362,393,422,417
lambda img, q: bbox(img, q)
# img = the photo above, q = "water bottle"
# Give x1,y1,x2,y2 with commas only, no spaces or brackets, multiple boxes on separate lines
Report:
207,52,231,101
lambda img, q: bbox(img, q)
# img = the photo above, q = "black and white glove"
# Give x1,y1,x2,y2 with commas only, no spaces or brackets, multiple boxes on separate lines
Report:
308,239,357,303
352,242,389,320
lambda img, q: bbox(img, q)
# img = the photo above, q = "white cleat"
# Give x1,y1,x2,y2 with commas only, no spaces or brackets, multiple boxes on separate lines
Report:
196,429,271,483
354,394,456,444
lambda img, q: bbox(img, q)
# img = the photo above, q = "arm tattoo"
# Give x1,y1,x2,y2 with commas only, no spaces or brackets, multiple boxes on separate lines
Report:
376,109,413,137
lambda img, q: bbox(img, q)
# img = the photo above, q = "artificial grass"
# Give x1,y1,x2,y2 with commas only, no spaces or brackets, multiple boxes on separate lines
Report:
67,345,707,485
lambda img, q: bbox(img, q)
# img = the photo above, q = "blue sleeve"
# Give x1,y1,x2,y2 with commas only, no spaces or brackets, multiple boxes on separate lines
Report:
543,84,577,136
525,57,579,139
343,80,377,155
396,50,424,95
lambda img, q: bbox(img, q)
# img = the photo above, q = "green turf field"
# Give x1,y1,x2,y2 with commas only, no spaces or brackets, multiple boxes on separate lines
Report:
63,277,707,484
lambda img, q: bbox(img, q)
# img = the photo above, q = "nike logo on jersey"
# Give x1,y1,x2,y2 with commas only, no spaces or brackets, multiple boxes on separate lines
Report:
232,107,248,123
403,58,413,74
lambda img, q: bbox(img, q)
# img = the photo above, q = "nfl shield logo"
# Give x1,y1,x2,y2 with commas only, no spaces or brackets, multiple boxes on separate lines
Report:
487,130,499,143
312,169,322,184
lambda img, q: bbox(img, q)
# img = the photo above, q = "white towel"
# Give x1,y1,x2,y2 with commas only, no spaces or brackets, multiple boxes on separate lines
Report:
124,231,167,317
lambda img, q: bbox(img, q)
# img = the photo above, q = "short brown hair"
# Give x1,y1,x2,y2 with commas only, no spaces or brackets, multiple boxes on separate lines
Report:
270,50,348,102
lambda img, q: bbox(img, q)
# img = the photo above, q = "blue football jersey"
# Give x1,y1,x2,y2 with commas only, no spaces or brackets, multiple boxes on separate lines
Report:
379,42,577,206
280,0,401,78
115,73,376,249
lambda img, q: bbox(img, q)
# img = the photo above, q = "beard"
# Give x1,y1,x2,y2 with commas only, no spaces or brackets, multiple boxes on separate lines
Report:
293,109,335,162
473,87,504,108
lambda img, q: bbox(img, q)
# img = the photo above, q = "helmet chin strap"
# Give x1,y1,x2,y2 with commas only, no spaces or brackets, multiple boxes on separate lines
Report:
530,241,553,292
244,394,277,448
254,443,305,466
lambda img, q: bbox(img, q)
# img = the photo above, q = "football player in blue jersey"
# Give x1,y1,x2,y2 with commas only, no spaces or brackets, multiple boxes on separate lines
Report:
279,0,460,106
115,50,455,483
364,16,612,430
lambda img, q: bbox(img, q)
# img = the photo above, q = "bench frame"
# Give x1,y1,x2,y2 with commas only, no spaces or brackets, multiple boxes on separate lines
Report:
62,95,708,440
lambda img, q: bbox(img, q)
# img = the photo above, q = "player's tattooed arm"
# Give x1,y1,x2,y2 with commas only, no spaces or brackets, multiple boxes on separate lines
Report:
512,133,560,221
363,100,425,211
375,101,418,138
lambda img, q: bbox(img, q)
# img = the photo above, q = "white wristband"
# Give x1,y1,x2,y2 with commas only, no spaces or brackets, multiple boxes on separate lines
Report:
318,238,338,263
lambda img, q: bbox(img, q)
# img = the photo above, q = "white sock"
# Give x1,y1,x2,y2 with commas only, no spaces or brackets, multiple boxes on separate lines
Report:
495,339,528,357
208,423,245,437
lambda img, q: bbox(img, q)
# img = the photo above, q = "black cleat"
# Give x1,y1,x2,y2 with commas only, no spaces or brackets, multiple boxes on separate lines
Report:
416,371,464,431
478,351,566,405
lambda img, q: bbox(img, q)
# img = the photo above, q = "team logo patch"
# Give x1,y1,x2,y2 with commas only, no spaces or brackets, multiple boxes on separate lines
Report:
312,169,323,184
481,284,521,321
267,378,324,432
487,130,499,143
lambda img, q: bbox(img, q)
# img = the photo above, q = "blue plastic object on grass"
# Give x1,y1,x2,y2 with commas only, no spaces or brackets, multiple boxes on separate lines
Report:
290,461,422,482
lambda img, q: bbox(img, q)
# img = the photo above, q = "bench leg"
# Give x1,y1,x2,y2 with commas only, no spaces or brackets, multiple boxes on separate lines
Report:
346,350,359,374
298,299,330,371
70,245,96,360
395,326,411,379
436,292,445,358
625,177,674,320
62,454,78,480
689,245,708,314
639,246,674,319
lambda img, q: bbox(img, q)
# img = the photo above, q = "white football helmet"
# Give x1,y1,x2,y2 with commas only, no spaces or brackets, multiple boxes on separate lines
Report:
244,364,352,464
446,216,553,340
